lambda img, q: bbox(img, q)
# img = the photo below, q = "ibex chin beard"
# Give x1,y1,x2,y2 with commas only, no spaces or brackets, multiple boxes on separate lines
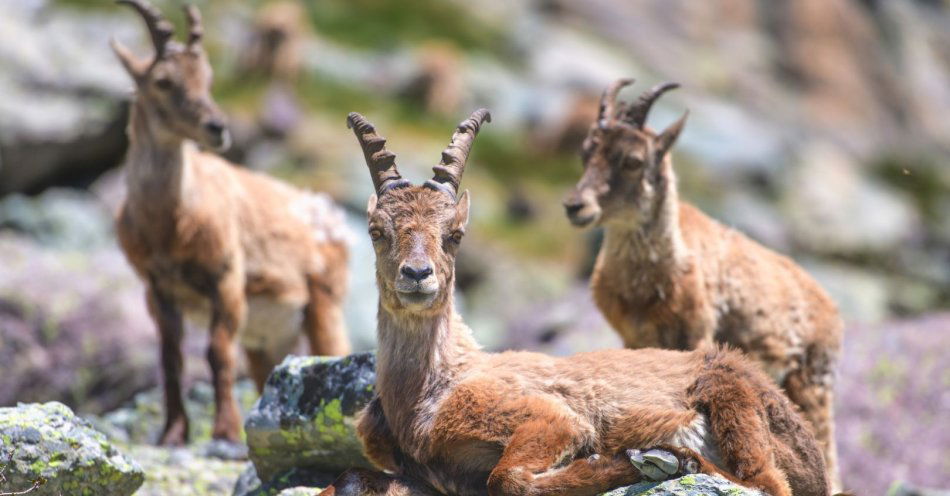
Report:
394,279,440,309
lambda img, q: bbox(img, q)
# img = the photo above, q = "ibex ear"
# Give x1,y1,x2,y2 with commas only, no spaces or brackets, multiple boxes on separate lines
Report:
454,190,471,229
110,38,148,82
653,110,688,162
366,194,378,217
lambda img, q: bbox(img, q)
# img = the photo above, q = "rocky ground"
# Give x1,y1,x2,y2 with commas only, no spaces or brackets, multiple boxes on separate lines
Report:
1,0,948,494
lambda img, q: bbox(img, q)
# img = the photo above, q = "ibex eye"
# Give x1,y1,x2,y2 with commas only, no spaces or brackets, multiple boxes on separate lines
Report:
449,231,463,244
154,78,173,91
369,228,383,241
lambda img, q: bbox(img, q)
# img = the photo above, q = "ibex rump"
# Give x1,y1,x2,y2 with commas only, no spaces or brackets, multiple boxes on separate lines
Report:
111,0,350,445
318,110,830,496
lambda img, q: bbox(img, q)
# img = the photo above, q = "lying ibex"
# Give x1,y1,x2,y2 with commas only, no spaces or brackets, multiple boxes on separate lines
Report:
563,79,843,488
111,0,350,444
319,110,830,496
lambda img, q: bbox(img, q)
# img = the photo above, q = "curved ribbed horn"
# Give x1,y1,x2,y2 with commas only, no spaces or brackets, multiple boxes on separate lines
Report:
427,109,492,197
347,113,409,194
598,78,634,124
117,0,174,58
184,5,203,47
625,81,680,128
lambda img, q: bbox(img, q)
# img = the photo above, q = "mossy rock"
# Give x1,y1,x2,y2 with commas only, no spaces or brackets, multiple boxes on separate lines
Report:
601,474,764,496
0,402,143,496
245,353,376,481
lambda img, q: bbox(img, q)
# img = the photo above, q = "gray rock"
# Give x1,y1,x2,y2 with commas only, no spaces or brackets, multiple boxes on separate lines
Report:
601,474,764,496
0,188,114,250
233,463,333,496
245,353,376,482
232,472,766,496
0,402,143,496
783,144,921,255
0,0,133,194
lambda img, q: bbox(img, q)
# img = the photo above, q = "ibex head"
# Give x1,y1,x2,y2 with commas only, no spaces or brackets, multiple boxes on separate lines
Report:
111,0,230,150
563,79,687,228
348,110,490,315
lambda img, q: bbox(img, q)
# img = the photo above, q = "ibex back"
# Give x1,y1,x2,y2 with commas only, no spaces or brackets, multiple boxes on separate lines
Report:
111,0,350,444
318,110,830,496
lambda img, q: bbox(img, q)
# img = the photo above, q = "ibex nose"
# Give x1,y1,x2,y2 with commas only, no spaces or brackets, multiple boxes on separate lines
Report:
401,264,433,282
204,119,226,136
563,199,584,216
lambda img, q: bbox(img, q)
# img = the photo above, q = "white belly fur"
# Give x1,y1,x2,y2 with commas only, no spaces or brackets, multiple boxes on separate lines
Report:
668,414,726,471
183,296,303,360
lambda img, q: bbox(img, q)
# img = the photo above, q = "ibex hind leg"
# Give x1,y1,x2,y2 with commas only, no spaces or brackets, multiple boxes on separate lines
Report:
784,364,840,492
689,354,796,496
304,248,351,356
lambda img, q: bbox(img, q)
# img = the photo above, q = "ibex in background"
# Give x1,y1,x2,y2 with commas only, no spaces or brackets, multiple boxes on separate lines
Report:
319,110,830,496
563,79,843,489
111,0,350,445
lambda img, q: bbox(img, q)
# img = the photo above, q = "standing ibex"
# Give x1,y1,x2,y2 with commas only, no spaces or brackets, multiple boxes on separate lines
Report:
111,0,350,445
319,110,830,496
563,79,843,488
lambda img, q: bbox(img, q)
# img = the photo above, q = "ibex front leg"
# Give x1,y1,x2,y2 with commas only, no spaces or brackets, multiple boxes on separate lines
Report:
207,267,247,442
487,416,636,496
488,417,713,496
146,285,188,446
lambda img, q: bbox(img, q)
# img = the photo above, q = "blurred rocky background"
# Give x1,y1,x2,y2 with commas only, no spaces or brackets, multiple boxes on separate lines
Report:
0,0,947,494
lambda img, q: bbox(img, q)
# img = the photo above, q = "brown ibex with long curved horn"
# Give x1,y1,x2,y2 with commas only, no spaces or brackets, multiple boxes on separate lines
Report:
111,0,351,445
318,110,830,496
564,79,844,489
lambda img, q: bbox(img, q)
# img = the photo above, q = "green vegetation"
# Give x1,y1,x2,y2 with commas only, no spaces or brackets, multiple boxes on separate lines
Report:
304,0,513,58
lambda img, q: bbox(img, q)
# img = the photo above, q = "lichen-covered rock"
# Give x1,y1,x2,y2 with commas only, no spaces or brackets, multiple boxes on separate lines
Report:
245,353,376,482
601,474,764,496
0,402,143,496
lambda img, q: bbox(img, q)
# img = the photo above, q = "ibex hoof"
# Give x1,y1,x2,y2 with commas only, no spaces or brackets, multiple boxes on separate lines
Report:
627,448,680,481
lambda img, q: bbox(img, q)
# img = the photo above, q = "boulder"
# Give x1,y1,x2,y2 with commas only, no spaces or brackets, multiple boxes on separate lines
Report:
603,474,764,496
234,469,761,496
245,353,376,482
783,144,920,255
0,0,132,195
0,402,143,496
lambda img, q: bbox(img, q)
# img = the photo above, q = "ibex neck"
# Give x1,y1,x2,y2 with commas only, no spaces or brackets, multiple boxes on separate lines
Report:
375,301,482,432
602,162,687,273
123,98,192,207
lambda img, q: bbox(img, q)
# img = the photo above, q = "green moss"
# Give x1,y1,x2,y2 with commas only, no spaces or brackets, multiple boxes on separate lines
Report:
678,474,697,486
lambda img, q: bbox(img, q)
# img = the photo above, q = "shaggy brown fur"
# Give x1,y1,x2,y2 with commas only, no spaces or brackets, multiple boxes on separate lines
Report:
111,0,350,445
563,79,844,488
319,111,829,496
